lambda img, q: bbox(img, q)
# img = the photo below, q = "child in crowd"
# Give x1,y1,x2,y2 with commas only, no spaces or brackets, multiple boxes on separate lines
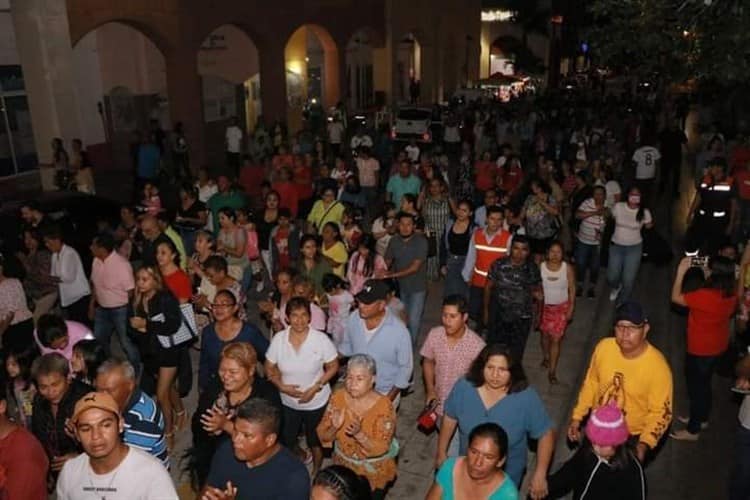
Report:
341,207,364,251
3,343,39,427
322,273,354,347
70,339,107,386
291,275,328,332
547,402,646,499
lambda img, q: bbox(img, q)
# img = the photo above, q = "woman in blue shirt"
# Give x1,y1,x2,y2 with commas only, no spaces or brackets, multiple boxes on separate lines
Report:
427,423,518,500
436,344,555,499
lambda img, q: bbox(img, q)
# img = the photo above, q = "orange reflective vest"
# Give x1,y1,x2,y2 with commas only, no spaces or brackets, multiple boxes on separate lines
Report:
471,229,512,287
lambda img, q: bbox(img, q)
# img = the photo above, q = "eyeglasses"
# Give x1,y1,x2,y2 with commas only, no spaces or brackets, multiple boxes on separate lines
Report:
614,323,644,333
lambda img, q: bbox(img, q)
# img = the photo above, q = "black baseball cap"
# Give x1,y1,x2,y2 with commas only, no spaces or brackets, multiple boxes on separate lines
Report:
614,301,648,325
355,280,389,304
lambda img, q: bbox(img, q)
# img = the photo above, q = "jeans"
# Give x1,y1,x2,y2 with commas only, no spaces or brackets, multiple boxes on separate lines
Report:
94,305,141,369
730,423,750,500
401,290,427,343
178,227,198,258
63,295,92,327
607,242,642,305
685,353,720,434
443,255,468,300
574,240,601,288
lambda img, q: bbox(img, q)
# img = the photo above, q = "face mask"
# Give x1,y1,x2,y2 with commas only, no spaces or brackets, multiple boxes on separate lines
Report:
628,195,641,205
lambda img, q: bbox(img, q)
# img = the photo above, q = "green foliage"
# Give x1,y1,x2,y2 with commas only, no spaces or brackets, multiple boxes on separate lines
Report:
583,0,750,84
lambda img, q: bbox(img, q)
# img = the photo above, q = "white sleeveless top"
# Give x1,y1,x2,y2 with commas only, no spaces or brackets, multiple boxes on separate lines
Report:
541,261,569,305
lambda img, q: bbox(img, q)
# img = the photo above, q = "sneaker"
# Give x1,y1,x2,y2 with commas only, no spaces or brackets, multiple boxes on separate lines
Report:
676,416,709,430
587,288,595,299
609,286,621,302
670,429,699,441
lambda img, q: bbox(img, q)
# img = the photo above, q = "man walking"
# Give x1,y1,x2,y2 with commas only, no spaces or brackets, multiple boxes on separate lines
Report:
483,235,541,360
568,301,673,463
43,225,91,326
89,234,139,368
380,212,429,342
462,205,512,328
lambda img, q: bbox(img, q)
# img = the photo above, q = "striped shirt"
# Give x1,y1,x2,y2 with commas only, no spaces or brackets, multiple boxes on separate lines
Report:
124,389,169,469
576,198,606,245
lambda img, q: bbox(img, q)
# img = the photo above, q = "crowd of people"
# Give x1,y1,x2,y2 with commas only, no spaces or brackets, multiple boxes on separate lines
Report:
2,80,750,500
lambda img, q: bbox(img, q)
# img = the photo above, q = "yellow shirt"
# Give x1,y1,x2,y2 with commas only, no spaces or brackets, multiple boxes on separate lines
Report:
322,241,348,277
307,200,345,233
572,338,673,448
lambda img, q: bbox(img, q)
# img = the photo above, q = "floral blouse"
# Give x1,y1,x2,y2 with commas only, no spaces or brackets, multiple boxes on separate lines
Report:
318,389,398,490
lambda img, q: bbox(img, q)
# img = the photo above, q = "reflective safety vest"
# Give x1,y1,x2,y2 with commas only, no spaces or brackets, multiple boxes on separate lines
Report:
698,175,733,218
471,229,512,287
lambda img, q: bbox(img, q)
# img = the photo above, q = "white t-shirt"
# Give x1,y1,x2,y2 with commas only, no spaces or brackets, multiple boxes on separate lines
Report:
266,327,338,410
604,180,621,208
577,198,606,245
327,122,345,144
405,144,420,163
611,202,652,246
632,146,661,179
56,446,177,500
225,126,243,153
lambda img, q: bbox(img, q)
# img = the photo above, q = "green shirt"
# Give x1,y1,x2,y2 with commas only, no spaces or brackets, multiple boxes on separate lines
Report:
207,190,246,233
436,457,518,500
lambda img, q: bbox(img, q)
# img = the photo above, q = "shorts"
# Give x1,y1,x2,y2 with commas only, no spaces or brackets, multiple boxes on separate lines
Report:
281,404,327,449
156,343,185,368
540,301,569,340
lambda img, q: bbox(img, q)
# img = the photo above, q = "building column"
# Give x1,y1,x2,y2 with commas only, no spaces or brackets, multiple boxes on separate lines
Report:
10,0,83,188
260,41,288,126
165,47,206,170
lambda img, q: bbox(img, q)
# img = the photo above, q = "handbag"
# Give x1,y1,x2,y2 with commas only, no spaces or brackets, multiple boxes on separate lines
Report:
157,302,199,348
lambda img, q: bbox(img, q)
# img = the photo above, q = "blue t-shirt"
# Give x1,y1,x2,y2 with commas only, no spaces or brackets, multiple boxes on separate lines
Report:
198,322,269,391
386,174,421,207
444,378,552,485
436,457,519,500
206,440,310,500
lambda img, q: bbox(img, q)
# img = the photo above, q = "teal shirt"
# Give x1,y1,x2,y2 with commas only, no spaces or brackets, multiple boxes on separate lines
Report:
207,190,246,233
436,457,519,500
386,174,421,207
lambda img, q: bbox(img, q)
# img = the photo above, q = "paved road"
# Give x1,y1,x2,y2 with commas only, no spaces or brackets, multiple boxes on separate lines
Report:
88,113,735,498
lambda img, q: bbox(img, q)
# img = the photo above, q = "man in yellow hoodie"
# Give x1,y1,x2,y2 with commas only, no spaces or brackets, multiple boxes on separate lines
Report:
568,301,673,462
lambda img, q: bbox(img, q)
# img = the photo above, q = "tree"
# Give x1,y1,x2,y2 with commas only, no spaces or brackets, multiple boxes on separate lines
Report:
583,0,750,84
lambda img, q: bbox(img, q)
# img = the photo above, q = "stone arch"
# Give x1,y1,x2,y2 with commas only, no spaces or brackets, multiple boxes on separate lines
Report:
284,23,341,132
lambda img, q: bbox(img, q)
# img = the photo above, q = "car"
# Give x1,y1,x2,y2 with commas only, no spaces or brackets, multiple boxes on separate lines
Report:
0,192,122,274
391,107,433,143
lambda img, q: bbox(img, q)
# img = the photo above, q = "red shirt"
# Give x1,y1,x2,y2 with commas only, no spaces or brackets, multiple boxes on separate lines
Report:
163,269,192,302
273,226,291,270
474,160,497,191
730,146,750,174
272,181,299,217
293,163,313,200
238,164,265,198
499,165,524,194
684,288,737,355
734,169,750,200
0,425,49,500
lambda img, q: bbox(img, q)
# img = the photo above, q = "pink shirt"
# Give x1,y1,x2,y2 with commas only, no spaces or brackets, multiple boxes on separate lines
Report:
34,320,93,362
346,252,387,295
419,326,486,415
0,278,33,325
91,251,135,308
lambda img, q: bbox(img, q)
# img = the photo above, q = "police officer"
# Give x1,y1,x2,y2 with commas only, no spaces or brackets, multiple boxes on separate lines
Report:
686,157,737,255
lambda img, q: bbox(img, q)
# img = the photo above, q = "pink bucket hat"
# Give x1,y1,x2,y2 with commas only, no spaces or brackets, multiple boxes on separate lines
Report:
585,402,630,446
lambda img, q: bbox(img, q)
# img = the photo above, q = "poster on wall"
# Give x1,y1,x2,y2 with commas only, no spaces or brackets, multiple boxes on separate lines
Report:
202,75,237,122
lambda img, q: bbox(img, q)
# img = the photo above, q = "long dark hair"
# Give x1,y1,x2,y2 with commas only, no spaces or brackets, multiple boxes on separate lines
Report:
466,344,528,394
706,256,736,297
625,186,648,222
71,339,107,381
3,343,40,389
353,234,377,278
